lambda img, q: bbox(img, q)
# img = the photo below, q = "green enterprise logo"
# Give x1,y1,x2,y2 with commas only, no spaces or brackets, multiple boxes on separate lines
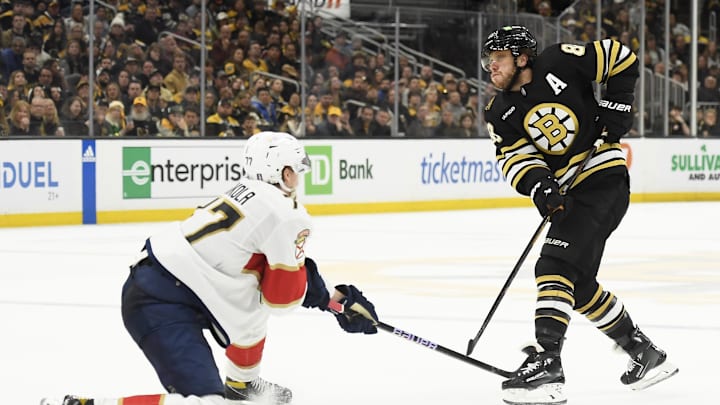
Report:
123,147,151,198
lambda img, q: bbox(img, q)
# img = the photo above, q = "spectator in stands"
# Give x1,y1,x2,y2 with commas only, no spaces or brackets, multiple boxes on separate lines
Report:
445,90,466,124
666,104,691,136
28,95,45,134
34,0,62,36
135,7,166,50
7,70,28,97
211,23,236,68
315,105,350,137
1,13,31,49
65,3,89,35
251,86,277,129
182,106,201,137
644,33,665,69
369,108,392,137
145,43,169,76
705,40,720,69
268,78,286,106
700,107,720,137
324,31,352,72
40,20,66,59
126,96,158,136
164,52,190,103
207,98,240,137
7,99,31,136
278,91,302,137
440,74,458,100
1,37,26,82
101,100,128,137
352,105,375,136
244,41,268,74
406,104,435,137
0,0,29,31
698,74,720,102
60,39,87,77
457,112,478,137
231,90,257,120
75,78,90,107
143,84,164,121
422,86,442,127
434,108,459,137
156,104,187,137
60,95,88,136
104,82,124,108
125,80,144,111
239,111,262,137
40,96,61,136
48,85,64,110
264,43,284,76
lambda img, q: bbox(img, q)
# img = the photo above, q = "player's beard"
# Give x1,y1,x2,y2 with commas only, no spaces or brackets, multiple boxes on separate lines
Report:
492,64,520,92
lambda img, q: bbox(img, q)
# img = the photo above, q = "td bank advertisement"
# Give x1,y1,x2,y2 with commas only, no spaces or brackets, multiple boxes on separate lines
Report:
4,138,716,226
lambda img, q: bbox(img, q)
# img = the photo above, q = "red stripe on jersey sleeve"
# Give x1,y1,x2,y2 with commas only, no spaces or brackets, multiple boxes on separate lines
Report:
119,394,164,405
243,253,268,280
226,337,266,368
261,263,307,307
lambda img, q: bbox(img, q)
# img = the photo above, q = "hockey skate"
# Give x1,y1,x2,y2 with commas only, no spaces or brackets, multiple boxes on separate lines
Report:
225,376,292,405
619,327,678,390
501,344,566,405
39,395,92,405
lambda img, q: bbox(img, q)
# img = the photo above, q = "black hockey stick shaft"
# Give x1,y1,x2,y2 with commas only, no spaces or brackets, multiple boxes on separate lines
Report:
375,319,514,378
328,299,513,378
466,139,604,356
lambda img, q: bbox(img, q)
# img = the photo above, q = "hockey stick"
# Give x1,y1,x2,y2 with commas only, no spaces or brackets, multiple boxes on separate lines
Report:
327,302,513,378
466,139,604,356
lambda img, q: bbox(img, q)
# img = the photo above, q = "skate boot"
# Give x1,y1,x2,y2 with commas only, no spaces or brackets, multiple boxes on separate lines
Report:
39,396,93,405
225,376,292,404
619,327,678,390
502,343,566,405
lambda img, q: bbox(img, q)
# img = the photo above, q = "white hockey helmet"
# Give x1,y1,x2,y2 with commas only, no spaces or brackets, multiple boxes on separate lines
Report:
241,131,311,185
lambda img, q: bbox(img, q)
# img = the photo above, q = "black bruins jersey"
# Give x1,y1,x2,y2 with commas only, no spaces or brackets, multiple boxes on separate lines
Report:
484,39,639,196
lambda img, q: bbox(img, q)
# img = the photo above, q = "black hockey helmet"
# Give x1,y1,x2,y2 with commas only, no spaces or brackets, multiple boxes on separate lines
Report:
481,25,538,72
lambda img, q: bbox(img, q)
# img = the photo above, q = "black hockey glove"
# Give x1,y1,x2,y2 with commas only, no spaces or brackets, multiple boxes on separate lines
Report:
598,99,633,143
301,257,331,311
333,284,378,334
530,176,572,223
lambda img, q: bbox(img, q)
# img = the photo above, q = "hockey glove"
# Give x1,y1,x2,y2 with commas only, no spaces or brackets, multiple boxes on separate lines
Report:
301,257,331,311
333,284,378,334
598,99,633,143
530,176,572,223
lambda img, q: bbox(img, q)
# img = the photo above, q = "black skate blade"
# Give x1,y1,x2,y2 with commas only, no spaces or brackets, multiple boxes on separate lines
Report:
631,361,679,391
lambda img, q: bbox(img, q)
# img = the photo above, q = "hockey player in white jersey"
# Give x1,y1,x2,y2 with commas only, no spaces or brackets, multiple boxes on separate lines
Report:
42,132,379,405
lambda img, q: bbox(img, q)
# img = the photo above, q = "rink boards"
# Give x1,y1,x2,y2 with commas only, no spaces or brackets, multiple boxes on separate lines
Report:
1,137,719,226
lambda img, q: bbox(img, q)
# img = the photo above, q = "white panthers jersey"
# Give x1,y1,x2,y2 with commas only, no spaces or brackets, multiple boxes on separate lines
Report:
146,179,312,380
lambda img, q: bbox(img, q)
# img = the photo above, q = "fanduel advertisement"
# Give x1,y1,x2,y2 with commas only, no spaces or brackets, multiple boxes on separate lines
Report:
122,146,244,199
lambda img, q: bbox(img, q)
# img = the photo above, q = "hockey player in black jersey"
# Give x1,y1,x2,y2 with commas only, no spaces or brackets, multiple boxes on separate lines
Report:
482,26,678,404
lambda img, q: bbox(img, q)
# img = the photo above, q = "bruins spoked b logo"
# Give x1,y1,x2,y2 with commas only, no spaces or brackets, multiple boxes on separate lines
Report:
524,103,578,154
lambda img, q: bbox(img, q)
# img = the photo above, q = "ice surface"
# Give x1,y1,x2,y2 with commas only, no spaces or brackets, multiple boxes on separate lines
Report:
1,202,717,404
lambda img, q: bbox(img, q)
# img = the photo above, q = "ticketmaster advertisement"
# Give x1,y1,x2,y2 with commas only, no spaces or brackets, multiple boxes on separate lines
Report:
2,137,720,227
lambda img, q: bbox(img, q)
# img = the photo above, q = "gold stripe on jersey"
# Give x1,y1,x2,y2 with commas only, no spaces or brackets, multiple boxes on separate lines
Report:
497,138,548,190
554,143,626,188
593,39,637,83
